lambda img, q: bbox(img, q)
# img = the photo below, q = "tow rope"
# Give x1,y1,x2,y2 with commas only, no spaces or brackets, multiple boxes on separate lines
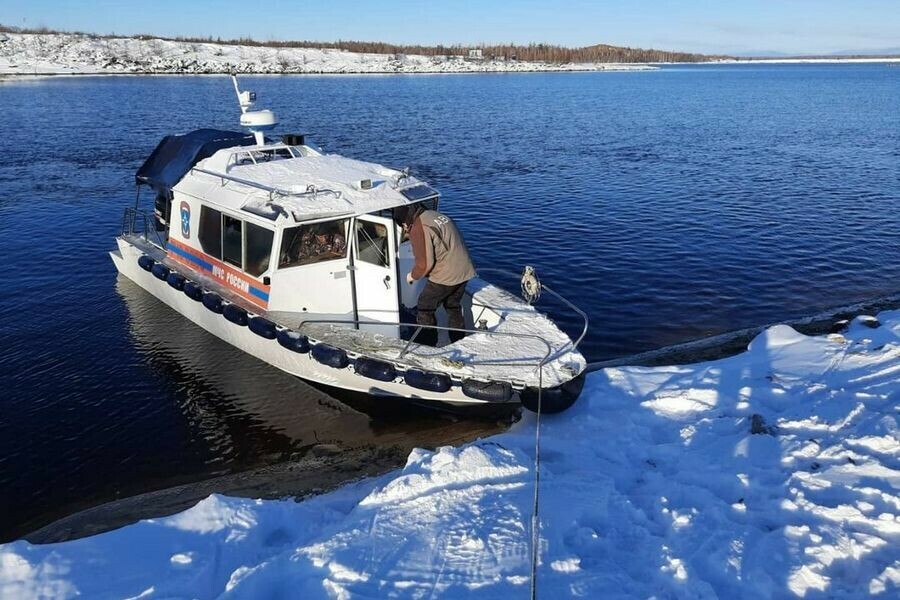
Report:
529,371,543,600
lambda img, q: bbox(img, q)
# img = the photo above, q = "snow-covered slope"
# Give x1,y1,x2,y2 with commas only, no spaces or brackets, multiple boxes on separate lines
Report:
3,313,899,598
0,33,655,76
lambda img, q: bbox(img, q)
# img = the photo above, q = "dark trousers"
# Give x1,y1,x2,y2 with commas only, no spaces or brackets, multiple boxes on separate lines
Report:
415,280,468,346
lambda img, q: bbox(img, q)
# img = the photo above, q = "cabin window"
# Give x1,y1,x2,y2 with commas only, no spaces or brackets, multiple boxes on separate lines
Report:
222,216,243,268
231,148,297,167
416,198,439,212
279,219,349,268
198,206,222,259
355,220,390,267
245,222,274,276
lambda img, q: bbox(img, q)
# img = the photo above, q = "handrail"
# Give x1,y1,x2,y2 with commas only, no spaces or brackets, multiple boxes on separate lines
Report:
191,167,347,206
121,207,166,248
294,318,556,377
477,267,589,354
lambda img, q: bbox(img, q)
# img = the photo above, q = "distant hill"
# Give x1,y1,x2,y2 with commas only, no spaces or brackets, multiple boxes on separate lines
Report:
0,24,723,64
735,48,900,60
829,47,900,57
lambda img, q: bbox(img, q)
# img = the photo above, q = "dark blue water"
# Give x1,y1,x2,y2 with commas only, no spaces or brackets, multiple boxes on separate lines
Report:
1,65,898,540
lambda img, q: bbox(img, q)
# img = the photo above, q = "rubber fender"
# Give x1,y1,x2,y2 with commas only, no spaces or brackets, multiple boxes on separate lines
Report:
311,343,349,369
138,255,155,272
223,303,248,326
249,316,277,339
166,271,186,291
354,357,397,382
183,281,204,301
276,328,310,353
150,262,170,281
462,379,513,402
404,369,452,393
521,372,586,414
201,292,224,314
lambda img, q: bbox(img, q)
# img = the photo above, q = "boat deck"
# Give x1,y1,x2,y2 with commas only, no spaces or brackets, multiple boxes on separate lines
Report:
275,280,586,389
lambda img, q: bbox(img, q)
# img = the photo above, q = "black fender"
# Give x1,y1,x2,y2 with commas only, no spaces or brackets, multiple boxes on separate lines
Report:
249,316,277,339
520,373,586,414
183,281,204,301
223,303,249,326
462,379,512,402
150,262,170,281
404,369,452,393
201,292,224,314
166,271,186,291
311,343,349,369
276,328,310,353
354,357,397,382
137,255,155,272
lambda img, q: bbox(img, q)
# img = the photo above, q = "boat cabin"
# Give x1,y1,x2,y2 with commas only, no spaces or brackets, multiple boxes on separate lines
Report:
135,129,441,338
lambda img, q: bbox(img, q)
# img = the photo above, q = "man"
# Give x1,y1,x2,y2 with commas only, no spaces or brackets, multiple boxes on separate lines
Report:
395,204,477,346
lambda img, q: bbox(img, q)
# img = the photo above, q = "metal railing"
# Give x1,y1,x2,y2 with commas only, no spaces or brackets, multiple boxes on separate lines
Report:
477,267,589,354
122,206,154,237
295,319,556,376
191,166,348,207
292,268,588,377
121,207,166,248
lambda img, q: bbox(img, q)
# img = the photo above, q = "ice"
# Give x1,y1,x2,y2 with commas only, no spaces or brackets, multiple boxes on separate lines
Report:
3,311,900,598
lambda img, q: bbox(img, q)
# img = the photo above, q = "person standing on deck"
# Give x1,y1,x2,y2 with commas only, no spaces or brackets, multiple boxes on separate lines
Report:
395,204,477,347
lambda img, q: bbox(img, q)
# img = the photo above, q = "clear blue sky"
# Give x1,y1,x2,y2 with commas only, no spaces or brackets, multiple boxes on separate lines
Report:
2,1,898,55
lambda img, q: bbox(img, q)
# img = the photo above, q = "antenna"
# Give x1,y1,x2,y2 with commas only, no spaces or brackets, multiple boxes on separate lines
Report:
230,74,278,145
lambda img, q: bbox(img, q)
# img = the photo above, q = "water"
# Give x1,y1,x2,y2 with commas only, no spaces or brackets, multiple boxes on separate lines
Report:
1,64,898,541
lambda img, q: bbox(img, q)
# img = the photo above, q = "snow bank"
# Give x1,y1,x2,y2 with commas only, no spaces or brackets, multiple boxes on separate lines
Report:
3,313,899,598
0,33,656,76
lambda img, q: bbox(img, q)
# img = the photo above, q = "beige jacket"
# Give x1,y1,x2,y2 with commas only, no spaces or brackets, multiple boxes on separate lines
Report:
409,210,477,286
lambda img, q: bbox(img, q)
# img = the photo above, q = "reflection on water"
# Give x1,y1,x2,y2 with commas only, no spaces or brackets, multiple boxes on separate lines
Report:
8,278,507,541
117,274,508,467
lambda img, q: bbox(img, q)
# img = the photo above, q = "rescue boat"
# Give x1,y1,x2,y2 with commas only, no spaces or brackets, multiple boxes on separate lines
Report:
110,76,587,412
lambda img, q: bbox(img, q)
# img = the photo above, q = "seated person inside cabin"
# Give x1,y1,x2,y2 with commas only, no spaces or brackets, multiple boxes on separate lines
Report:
279,221,347,267
394,204,477,347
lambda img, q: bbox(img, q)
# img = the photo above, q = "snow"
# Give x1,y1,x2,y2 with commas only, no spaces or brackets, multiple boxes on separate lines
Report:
0,33,656,76
186,152,419,221
3,311,900,598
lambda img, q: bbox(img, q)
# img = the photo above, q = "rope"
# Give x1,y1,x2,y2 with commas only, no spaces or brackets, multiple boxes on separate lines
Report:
529,370,543,600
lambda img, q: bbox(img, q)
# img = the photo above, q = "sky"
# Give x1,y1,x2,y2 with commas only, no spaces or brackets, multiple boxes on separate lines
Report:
2,1,899,56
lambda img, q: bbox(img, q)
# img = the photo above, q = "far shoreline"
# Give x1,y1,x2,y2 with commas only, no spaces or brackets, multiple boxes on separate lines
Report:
2,57,898,81
0,56,900,82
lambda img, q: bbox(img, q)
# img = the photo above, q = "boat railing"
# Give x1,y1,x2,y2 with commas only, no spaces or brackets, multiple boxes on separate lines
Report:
190,167,349,213
296,267,588,377
295,318,557,376
121,207,166,247
477,267,589,355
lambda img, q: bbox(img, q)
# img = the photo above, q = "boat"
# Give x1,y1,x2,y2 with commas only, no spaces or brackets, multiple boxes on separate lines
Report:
110,76,587,413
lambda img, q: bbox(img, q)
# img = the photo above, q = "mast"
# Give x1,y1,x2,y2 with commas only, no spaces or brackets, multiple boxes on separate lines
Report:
230,75,278,145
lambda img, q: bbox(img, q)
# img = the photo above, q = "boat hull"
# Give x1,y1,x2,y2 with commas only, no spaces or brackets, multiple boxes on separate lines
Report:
111,237,518,408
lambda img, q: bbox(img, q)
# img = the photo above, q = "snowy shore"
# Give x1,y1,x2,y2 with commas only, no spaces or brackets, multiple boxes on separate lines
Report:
3,310,899,598
0,33,656,76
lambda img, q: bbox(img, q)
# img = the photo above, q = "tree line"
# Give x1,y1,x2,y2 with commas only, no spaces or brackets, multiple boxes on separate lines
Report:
0,24,724,63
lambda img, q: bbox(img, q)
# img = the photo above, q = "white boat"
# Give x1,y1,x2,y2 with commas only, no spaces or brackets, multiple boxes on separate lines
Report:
110,77,587,412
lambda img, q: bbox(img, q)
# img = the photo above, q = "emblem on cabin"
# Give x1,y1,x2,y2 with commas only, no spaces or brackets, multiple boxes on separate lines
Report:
180,201,191,238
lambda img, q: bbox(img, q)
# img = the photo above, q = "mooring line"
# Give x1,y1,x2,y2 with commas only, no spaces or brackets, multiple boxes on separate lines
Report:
530,370,543,600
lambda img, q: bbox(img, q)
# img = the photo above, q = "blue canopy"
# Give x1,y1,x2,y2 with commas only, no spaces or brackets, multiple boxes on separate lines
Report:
136,129,255,192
